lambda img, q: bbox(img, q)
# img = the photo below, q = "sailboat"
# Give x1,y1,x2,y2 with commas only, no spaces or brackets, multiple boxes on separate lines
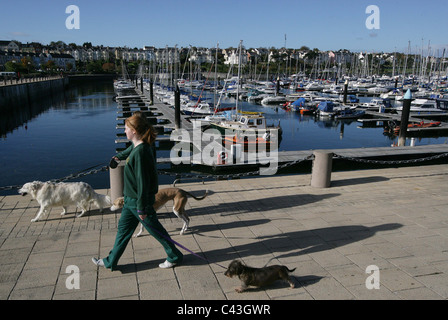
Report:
207,41,282,151
113,63,134,93
181,100,213,116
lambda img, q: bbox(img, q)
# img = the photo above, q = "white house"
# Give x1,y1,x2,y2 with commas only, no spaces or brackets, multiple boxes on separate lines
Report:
0,40,20,51
223,48,247,65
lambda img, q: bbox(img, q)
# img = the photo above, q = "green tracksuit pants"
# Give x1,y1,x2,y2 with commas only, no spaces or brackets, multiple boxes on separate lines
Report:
103,197,183,271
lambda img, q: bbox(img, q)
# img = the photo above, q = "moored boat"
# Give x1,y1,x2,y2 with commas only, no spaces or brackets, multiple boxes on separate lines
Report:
335,109,365,120
290,97,315,114
315,101,338,117
210,111,281,151
393,121,441,134
395,98,448,114
261,95,287,105
181,102,213,116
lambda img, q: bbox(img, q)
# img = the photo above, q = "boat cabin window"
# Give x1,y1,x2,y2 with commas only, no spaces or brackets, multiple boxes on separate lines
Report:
257,119,264,125
239,117,247,124
436,99,448,110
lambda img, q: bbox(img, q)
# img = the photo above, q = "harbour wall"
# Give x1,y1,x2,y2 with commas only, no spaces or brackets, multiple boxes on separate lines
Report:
0,74,118,112
0,77,69,112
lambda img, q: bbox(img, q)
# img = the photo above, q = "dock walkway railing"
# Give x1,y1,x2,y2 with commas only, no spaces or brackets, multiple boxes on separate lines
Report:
1,150,448,196
0,74,64,86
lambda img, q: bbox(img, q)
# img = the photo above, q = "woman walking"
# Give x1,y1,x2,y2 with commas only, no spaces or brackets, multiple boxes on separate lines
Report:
92,112,183,270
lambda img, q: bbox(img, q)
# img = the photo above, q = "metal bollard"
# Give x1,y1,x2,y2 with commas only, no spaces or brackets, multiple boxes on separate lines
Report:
109,161,124,202
149,80,154,105
310,150,333,188
398,89,413,147
174,85,181,129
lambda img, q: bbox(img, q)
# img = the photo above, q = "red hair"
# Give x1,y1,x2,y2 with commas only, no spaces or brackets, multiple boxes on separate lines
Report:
125,112,157,145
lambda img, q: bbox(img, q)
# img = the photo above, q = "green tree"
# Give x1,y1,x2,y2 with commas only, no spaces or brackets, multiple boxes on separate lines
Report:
86,60,103,73
5,61,22,73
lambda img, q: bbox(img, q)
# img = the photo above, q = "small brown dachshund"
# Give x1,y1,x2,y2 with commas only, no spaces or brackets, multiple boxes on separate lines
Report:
224,259,296,293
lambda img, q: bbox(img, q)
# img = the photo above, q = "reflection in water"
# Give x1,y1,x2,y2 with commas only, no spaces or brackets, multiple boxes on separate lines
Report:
0,80,118,194
0,81,116,138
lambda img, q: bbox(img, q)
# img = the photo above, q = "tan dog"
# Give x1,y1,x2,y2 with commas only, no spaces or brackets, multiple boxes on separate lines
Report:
110,187,208,236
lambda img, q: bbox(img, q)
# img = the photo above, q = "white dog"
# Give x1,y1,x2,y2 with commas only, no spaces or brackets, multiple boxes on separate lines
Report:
19,181,111,222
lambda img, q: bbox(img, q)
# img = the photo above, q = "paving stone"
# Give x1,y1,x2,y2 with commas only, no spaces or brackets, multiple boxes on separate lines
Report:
1,165,448,300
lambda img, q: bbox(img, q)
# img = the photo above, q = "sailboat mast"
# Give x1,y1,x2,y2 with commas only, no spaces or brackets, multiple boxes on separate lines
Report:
236,40,243,114
214,42,219,108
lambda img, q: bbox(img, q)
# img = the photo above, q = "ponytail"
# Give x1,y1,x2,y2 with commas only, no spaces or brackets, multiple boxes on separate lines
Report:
141,126,157,145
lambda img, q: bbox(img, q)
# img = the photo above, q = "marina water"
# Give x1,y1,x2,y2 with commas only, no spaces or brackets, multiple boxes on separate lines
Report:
1,80,447,195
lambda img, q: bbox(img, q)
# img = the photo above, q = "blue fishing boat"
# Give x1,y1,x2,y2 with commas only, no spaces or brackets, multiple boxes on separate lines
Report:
316,101,337,117
290,97,315,114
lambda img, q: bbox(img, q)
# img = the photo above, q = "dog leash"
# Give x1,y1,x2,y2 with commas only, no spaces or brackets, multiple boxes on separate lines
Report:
139,218,227,270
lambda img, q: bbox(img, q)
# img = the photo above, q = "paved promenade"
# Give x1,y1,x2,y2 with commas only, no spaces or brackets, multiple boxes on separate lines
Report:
1,164,448,300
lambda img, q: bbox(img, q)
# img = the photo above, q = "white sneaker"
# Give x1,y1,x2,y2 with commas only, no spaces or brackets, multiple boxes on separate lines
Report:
92,257,105,267
159,260,177,269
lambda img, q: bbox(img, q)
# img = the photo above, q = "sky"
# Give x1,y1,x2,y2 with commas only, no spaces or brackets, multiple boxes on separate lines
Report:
1,0,447,54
